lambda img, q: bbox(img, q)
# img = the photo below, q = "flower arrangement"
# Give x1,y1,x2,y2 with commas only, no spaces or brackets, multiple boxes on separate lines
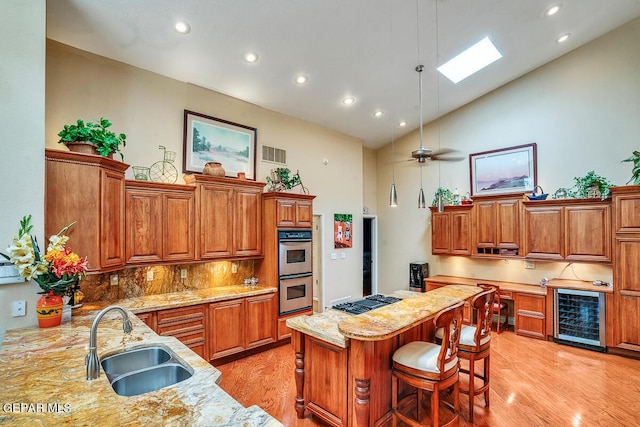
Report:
1,215,88,296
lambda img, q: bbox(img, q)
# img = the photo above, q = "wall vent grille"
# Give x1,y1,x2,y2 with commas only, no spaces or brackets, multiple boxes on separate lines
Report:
262,145,287,164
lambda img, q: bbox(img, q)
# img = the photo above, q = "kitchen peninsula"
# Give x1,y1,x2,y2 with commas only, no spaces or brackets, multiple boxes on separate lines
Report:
286,285,481,427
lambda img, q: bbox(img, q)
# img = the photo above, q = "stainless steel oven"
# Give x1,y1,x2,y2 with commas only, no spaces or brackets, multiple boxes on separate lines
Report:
278,229,313,314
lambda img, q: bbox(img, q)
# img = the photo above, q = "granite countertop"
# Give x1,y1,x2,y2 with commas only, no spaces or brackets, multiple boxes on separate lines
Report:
425,275,548,296
286,286,481,347
547,278,613,293
78,284,278,314
0,305,281,426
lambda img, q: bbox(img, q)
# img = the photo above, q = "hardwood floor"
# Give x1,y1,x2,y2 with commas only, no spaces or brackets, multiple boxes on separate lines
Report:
216,332,640,426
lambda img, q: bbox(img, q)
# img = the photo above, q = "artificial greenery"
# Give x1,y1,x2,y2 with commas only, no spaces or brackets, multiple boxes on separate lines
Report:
57,118,127,160
431,187,454,207
569,170,612,199
266,168,301,191
622,151,640,185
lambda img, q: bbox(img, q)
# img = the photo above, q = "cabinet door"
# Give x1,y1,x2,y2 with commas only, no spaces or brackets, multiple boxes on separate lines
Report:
136,311,157,331
612,237,640,351
234,188,262,256
522,205,564,260
496,199,520,249
199,184,234,258
564,204,611,262
163,191,195,261
296,201,313,227
276,199,296,227
451,210,472,255
209,299,245,359
125,188,163,263
514,293,546,339
245,294,276,348
475,201,497,248
100,169,126,269
431,212,451,254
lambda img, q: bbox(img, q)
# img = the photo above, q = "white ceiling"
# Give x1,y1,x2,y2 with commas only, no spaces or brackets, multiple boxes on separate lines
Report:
46,0,640,149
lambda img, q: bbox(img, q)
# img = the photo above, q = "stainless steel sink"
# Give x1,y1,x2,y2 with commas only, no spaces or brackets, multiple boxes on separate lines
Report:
100,344,194,396
110,363,193,397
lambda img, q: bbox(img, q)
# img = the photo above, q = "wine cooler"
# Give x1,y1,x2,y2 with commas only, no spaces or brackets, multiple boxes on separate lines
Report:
553,288,606,351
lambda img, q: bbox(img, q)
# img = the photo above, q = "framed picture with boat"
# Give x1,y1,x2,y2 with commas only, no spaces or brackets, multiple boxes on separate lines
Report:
469,143,537,196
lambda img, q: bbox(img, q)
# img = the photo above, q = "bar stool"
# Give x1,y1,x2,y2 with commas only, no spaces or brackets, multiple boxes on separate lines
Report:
478,283,508,333
391,301,464,427
458,287,495,423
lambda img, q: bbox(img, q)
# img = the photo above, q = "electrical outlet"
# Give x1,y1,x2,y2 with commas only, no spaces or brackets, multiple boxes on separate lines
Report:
231,263,238,274
110,274,119,286
147,269,154,281
340,253,346,259
11,300,26,317
180,269,187,279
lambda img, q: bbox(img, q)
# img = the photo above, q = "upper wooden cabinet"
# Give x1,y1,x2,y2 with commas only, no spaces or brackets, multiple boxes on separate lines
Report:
185,174,265,260
265,193,315,228
522,199,611,262
45,149,128,273
472,195,521,257
125,181,196,264
429,206,472,256
607,185,640,356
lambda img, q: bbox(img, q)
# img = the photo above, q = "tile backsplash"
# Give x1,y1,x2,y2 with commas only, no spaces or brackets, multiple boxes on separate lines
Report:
79,260,255,302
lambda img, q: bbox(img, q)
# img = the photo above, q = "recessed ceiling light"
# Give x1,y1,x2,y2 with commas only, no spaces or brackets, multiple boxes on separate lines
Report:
244,52,259,63
174,21,191,34
373,110,384,118
342,97,355,105
295,75,308,84
437,36,503,84
545,4,562,17
398,120,407,127
556,33,571,43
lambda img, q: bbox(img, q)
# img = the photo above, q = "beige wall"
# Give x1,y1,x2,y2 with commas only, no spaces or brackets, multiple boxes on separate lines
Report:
45,40,364,314
362,147,378,215
374,17,640,294
0,1,46,336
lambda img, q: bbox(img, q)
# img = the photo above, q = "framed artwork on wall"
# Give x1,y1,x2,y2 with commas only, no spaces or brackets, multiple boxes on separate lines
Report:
469,143,537,196
334,214,353,249
183,110,257,179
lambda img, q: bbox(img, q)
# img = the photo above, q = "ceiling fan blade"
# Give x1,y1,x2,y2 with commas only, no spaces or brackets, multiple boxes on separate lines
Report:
431,155,465,162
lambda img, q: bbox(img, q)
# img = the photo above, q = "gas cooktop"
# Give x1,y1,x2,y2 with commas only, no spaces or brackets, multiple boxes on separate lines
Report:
332,294,402,315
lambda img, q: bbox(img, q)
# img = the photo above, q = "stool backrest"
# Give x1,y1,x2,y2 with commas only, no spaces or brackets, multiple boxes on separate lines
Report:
472,287,496,350
433,301,464,374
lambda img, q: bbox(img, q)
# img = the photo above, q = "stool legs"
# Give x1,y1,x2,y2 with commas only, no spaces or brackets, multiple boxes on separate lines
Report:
462,352,490,423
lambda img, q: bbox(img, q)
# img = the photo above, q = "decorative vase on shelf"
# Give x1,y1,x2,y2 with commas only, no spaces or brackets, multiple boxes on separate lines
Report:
202,162,225,177
36,291,64,328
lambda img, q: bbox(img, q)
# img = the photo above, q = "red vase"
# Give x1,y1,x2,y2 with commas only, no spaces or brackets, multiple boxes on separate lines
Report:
36,291,64,328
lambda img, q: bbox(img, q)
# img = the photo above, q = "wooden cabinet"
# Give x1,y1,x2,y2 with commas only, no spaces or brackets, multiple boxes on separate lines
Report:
136,311,157,331
429,206,472,256
514,293,545,339
45,149,128,273
607,186,640,355
522,199,611,262
184,174,265,260
472,196,521,257
125,181,195,264
209,293,276,360
274,197,313,228
156,305,207,360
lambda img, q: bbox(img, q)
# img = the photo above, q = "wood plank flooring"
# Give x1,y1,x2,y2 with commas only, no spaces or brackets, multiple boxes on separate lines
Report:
216,331,640,426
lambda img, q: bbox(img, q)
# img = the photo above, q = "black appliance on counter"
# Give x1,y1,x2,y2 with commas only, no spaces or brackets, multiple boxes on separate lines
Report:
332,294,402,315
409,262,429,292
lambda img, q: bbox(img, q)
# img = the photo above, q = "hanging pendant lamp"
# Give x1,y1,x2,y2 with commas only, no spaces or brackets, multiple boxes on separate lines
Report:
390,132,398,207
416,64,427,209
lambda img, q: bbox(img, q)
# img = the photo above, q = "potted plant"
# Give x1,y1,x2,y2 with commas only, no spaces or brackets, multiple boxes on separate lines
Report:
57,118,127,160
266,168,301,192
622,151,640,185
431,187,454,207
569,170,612,199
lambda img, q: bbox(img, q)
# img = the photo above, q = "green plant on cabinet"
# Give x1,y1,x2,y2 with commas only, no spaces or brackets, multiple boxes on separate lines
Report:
57,118,127,160
622,151,640,185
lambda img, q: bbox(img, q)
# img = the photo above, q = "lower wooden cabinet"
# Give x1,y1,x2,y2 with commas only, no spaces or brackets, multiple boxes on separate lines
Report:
209,293,277,360
277,309,313,341
156,305,207,360
514,293,546,339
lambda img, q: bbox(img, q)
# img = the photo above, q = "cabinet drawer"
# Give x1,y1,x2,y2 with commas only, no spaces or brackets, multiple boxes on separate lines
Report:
500,291,513,300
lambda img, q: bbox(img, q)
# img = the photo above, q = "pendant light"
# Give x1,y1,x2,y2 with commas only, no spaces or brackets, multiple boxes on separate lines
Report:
435,0,444,213
388,0,398,207
415,0,426,209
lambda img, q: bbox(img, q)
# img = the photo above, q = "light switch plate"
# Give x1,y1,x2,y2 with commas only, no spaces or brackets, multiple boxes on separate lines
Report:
340,253,346,259
147,269,154,281
110,274,119,286
330,253,338,260
11,300,26,317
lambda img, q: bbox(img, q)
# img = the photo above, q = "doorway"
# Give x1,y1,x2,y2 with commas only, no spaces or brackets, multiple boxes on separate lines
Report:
363,215,377,296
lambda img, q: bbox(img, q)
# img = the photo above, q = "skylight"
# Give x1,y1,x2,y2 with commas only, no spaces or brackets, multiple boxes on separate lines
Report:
437,37,503,84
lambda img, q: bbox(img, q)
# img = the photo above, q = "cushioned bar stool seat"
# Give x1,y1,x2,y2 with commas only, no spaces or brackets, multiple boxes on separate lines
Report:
392,301,464,427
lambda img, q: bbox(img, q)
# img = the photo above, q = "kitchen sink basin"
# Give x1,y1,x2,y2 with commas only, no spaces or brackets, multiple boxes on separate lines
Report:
110,363,193,397
100,344,194,396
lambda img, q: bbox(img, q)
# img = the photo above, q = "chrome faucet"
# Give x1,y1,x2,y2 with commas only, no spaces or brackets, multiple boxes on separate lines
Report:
86,305,133,380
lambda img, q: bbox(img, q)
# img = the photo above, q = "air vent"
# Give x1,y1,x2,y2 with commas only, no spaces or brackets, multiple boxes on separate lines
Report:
262,145,287,165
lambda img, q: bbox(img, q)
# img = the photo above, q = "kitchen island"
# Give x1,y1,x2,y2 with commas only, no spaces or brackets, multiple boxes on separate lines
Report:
286,285,481,427
0,300,281,426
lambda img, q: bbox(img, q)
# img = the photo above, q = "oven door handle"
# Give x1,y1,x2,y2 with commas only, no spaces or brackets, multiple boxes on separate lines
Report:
280,272,312,280
279,238,312,243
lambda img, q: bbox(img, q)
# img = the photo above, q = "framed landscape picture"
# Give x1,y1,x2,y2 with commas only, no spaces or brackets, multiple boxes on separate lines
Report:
469,143,537,196
183,110,257,179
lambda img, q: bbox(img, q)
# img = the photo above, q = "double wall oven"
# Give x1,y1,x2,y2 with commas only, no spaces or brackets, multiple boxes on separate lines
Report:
278,229,313,315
